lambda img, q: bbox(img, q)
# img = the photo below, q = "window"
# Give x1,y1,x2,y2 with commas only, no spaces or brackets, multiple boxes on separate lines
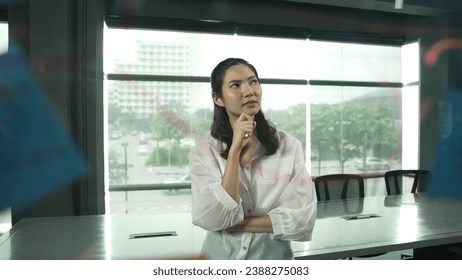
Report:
0,21,11,234
309,40,419,196
104,26,419,214
0,22,6,55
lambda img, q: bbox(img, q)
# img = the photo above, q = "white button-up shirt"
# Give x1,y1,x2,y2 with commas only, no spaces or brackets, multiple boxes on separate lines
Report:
189,130,317,259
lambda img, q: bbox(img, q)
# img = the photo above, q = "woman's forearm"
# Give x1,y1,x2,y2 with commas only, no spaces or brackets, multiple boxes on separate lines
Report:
226,215,273,233
220,148,241,203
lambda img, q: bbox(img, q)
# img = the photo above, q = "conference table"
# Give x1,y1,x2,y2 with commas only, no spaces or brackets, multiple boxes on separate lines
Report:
1,193,462,260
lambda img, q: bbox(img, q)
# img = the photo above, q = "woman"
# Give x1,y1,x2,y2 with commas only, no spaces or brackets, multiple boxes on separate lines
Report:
189,58,317,259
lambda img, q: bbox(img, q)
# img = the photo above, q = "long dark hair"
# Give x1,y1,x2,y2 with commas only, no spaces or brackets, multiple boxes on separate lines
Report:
210,58,278,158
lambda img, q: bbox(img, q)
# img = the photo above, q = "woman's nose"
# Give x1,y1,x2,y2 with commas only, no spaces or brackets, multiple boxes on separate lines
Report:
243,84,255,97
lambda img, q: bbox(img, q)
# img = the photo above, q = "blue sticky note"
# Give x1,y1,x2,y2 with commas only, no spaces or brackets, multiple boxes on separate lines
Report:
0,43,87,210
427,88,462,199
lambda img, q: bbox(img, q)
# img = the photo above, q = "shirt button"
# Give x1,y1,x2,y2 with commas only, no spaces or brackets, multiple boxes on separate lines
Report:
245,166,250,170
243,246,247,250
247,209,251,213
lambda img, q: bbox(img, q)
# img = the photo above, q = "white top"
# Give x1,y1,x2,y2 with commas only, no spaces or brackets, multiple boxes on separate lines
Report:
189,130,317,259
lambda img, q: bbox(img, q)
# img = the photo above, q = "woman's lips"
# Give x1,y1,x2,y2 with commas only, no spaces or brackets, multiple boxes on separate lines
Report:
243,101,258,107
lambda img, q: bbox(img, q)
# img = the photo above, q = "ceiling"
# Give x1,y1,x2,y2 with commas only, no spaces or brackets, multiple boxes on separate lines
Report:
101,0,459,20
280,0,458,16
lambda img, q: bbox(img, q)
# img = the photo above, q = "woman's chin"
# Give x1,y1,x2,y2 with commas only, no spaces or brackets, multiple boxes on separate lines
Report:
245,108,260,116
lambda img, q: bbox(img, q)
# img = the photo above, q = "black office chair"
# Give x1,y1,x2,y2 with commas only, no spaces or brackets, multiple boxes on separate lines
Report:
314,174,365,201
315,174,389,259
384,169,432,259
315,174,365,218
384,169,432,195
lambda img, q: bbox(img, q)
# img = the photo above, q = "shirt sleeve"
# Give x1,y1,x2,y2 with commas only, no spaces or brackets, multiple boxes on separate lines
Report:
189,138,244,231
267,138,317,242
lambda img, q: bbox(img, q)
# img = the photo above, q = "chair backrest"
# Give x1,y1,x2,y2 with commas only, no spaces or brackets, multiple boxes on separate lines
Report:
384,169,432,195
314,174,365,201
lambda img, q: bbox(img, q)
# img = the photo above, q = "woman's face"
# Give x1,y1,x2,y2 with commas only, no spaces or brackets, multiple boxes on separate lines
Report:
213,63,262,122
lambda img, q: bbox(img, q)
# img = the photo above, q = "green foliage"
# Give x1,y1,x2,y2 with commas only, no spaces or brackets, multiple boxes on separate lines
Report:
108,107,151,133
151,102,190,143
311,98,400,171
192,108,213,137
146,145,191,166
107,106,123,127
267,104,307,148
109,93,400,174
108,150,127,185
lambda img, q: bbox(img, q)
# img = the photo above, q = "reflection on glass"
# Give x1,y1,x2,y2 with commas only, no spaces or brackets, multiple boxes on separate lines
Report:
309,41,401,82
0,22,11,232
397,205,418,242
0,22,7,55
105,28,309,79
317,199,364,219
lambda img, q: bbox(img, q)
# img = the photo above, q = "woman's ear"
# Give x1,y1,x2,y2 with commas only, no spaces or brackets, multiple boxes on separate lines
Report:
212,93,224,107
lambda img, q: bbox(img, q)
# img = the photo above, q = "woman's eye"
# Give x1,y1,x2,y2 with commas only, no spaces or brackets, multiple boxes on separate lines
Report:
250,79,258,85
230,83,239,88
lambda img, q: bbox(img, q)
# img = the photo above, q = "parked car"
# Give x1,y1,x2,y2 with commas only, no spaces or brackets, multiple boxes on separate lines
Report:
354,157,390,171
137,144,148,155
163,174,191,184
110,132,121,140
163,173,191,195
180,137,195,148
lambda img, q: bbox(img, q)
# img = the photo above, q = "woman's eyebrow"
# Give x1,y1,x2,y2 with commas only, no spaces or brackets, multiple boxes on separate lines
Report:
227,79,242,84
227,75,257,85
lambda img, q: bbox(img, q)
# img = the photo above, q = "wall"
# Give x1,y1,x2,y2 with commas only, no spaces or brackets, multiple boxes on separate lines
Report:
8,0,105,224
